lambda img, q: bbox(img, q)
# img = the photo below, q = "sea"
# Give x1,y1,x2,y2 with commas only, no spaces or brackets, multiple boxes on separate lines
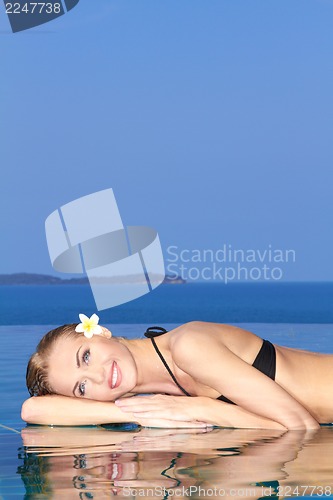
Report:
1,281,333,325
1,282,333,498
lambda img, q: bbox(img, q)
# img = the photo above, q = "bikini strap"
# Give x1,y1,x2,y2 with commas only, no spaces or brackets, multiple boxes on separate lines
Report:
144,326,168,338
144,326,192,397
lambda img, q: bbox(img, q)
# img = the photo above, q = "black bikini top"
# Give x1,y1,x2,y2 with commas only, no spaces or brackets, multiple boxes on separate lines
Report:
144,326,276,405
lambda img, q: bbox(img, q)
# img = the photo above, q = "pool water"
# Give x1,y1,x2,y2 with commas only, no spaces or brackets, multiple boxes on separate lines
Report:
1,324,333,498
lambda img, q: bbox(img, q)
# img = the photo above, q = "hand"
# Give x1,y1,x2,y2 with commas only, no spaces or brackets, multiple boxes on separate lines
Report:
115,394,212,427
132,418,212,429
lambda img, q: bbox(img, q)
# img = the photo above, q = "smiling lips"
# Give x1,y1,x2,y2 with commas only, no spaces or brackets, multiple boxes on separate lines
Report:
109,361,121,390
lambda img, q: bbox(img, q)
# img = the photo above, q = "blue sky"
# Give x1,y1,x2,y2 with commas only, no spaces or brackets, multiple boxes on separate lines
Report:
1,0,333,281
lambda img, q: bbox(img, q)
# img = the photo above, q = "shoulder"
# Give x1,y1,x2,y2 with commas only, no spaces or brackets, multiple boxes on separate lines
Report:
170,321,225,365
169,321,263,371
171,321,248,345
171,321,217,344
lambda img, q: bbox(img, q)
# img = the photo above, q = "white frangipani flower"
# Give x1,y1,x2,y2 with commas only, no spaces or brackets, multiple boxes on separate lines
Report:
75,313,105,338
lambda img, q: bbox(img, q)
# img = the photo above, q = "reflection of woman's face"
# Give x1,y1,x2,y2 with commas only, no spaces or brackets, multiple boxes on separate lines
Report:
33,451,183,499
47,335,137,401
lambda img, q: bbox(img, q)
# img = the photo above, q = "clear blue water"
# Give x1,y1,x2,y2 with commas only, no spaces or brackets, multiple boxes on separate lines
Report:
2,323,333,497
1,282,333,324
1,282,333,497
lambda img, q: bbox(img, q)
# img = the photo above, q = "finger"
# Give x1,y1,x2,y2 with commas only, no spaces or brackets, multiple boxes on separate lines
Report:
144,421,211,429
132,410,189,420
115,396,156,407
116,403,166,413
115,400,167,412
137,419,213,429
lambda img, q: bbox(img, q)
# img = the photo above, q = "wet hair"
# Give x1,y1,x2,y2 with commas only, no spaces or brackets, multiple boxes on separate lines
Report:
26,323,79,397
17,448,52,498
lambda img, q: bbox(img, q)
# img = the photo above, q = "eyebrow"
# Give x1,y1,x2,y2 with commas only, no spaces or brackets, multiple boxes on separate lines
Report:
72,346,82,397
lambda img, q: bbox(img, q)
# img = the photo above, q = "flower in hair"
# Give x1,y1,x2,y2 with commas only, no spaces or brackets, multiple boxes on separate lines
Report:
75,313,111,339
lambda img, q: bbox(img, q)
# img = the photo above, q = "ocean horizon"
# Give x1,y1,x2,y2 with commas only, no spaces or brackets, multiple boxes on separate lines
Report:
1,281,333,325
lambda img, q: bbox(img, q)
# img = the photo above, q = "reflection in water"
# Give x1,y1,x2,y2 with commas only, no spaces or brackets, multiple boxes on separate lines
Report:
17,425,333,499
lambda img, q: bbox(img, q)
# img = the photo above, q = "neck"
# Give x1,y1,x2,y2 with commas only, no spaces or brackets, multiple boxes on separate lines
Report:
122,337,181,395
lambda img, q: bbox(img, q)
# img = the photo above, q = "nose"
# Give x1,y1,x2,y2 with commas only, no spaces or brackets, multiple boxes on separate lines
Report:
87,366,104,385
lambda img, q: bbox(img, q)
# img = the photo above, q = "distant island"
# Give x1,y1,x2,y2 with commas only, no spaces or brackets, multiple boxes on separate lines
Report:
0,273,186,285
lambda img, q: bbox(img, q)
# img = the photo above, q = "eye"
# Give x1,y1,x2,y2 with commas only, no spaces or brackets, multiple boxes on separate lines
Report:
82,349,90,365
79,380,86,397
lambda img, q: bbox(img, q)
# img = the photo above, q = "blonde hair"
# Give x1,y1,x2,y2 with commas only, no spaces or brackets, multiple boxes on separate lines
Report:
26,323,79,397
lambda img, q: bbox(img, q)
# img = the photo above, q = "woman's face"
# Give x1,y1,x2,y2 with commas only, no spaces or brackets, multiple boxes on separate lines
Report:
47,334,137,401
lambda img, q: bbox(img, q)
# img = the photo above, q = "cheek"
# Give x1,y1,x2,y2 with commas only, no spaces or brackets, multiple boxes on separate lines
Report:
49,378,66,396
48,366,74,397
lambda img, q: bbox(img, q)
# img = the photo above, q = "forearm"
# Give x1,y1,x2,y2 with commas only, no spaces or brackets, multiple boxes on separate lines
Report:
202,397,320,430
21,396,137,426
196,397,288,430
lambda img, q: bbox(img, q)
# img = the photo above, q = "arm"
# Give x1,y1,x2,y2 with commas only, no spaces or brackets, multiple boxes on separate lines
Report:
21,395,134,426
116,394,287,430
173,323,320,430
197,397,292,430
21,395,210,428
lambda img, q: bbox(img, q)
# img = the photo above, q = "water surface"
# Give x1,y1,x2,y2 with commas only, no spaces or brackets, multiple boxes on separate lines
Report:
1,323,333,498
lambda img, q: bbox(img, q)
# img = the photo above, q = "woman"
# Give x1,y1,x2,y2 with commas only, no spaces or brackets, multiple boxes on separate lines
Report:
22,314,326,430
